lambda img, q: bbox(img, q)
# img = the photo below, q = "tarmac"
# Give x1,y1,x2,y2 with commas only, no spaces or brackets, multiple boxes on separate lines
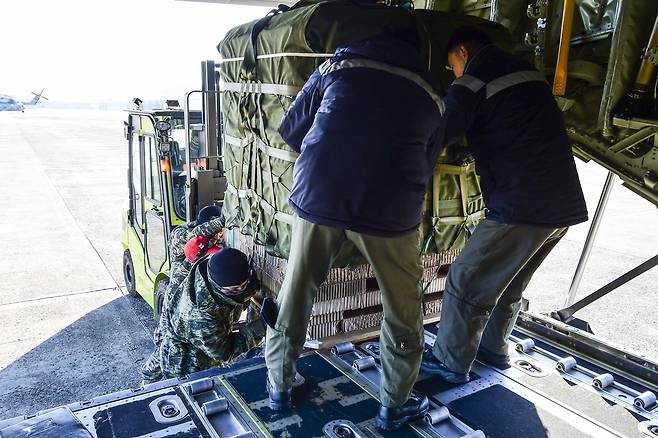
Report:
0,108,656,420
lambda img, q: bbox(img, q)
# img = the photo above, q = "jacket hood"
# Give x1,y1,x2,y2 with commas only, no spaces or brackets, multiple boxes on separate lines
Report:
336,34,426,72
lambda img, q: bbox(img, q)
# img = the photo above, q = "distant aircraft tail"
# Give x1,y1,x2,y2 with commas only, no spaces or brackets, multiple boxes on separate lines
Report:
25,89,48,105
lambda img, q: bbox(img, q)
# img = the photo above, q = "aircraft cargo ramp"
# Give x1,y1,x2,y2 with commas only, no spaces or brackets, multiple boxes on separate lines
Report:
1,319,656,438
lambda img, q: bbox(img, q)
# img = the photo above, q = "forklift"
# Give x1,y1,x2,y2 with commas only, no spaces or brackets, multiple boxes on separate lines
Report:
120,96,224,318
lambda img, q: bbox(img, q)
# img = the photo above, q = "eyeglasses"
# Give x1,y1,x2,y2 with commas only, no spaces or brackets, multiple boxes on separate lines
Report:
445,65,454,71
218,278,250,295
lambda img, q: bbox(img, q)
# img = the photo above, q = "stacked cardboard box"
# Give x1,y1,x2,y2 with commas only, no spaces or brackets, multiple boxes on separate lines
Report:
232,231,456,339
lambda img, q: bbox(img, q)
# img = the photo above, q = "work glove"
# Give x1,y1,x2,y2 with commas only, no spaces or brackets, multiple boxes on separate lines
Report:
260,297,278,329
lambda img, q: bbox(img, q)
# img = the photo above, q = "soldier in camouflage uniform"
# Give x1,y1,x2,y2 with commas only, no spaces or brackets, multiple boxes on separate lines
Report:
142,205,224,382
169,205,225,275
142,248,266,383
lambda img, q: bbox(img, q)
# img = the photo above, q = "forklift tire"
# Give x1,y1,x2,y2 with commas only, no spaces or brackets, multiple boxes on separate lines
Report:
155,280,169,325
123,250,138,297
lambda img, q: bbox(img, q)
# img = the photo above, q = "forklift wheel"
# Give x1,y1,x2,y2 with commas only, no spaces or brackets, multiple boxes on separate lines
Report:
155,279,169,324
123,250,138,297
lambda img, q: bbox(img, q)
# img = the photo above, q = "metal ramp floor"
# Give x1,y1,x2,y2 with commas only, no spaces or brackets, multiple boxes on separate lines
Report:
1,322,657,437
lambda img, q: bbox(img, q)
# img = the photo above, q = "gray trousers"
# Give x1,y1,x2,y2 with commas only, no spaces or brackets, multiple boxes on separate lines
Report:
265,216,424,407
433,219,567,373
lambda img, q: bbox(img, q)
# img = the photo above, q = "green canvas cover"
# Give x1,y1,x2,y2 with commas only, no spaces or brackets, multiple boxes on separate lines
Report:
217,2,513,260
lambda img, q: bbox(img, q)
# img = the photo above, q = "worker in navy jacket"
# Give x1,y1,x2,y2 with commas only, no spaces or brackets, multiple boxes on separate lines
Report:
421,27,588,383
264,31,444,431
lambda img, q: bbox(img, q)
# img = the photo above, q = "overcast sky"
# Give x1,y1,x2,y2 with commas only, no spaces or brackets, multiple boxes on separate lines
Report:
1,0,268,102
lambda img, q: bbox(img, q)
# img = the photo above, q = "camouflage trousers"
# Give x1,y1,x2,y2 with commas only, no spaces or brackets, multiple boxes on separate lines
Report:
141,284,207,384
265,216,424,408
432,219,567,373
141,330,202,384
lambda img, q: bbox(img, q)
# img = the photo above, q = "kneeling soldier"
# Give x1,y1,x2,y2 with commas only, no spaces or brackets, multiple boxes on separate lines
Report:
141,248,266,383
141,205,224,382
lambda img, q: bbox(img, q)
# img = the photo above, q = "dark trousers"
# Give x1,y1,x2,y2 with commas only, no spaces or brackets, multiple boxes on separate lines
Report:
432,219,567,373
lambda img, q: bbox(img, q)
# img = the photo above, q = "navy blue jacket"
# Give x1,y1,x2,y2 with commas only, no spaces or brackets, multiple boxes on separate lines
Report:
279,36,445,237
442,45,588,227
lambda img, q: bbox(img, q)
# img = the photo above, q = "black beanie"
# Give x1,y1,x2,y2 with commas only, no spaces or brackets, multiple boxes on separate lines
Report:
197,205,222,225
208,248,250,287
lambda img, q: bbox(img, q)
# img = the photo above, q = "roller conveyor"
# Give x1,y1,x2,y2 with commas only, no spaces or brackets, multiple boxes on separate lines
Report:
2,319,657,438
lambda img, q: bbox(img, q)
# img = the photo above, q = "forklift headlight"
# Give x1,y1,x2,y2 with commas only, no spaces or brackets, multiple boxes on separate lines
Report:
155,120,171,133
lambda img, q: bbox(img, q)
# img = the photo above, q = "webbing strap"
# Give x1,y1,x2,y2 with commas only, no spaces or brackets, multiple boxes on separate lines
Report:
432,161,484,230
436,162,477,175
225,184,294,225
322,58,445,115
224,134,299,162
435,210,486,225
220,52,333,64
222,82,301,96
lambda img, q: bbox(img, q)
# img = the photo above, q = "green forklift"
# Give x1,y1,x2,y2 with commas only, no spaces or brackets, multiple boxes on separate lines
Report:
120,90,225,318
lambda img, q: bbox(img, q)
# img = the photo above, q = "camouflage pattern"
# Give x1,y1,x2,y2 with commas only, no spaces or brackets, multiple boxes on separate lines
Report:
142,218,254,382
141,257,266,382
148,217,225,348
170,217,225,263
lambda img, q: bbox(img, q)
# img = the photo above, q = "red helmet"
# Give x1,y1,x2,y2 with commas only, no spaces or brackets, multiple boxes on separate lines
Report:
184,236,221,263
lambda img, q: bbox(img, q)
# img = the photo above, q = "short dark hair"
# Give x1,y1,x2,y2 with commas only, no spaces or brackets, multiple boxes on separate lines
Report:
446,26,493,56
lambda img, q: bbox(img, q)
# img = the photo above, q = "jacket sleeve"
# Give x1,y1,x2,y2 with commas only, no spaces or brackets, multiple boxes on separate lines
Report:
189,310,266,364
169,218,223,261
192,217,223,239
278,68,324,153
169,224,192,261
426,124,447,169
441,76,484,147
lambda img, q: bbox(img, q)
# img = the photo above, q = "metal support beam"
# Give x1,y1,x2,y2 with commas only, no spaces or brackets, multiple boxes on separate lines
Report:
564,171,616,307
557,254,658,322
556,255,658,322
609,126,658,153
183,91,198,223
201,60,219,172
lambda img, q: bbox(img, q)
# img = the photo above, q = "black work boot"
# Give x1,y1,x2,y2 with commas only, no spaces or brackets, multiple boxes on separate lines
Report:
420,349,470,384
376,393,429,431
266,378,292,411
476,346,511,369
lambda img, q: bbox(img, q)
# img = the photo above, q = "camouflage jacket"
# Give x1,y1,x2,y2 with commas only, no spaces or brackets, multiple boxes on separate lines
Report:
152,217,225,346
142,255,265,383
169,217,225,265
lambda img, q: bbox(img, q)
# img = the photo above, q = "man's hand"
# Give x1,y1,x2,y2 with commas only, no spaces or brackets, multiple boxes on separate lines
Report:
210,229,224,247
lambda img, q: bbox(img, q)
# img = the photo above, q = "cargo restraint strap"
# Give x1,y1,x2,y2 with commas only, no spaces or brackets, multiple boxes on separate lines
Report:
433,162,485,225
226,183,294,225
453,70,548,99
221,82,302,97
320,58,446,115
224,134,297,226
224,134,299,162
219,52,334,64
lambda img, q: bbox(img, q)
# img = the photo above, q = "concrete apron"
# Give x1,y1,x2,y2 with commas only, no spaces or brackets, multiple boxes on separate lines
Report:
0,110,153,419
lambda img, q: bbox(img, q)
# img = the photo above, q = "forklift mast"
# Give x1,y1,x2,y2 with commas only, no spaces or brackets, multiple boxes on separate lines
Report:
183,60,227,223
